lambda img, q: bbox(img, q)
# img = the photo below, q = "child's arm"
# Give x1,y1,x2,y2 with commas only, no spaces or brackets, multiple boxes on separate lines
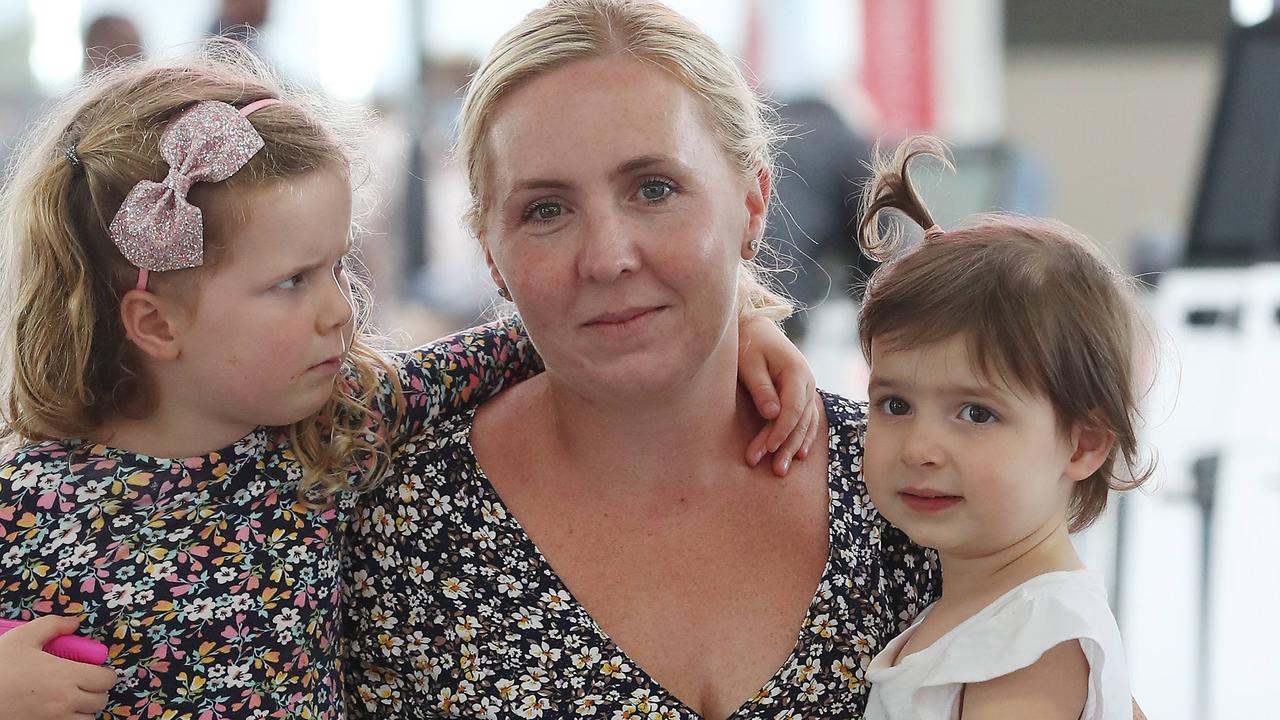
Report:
0,616,115,720
738,316,820,476
393,317,821,474
959,639,1089,719
391,318,543,443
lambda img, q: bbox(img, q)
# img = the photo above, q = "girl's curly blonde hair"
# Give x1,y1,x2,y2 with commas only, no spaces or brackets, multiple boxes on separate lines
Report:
0,39,400,500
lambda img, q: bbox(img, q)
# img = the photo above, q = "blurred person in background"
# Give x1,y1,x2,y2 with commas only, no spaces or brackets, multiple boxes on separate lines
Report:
82,14,144,74
209,0,270,47
769,95,875,340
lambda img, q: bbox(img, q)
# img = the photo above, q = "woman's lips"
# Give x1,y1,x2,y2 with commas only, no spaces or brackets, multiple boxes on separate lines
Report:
583,306,664,334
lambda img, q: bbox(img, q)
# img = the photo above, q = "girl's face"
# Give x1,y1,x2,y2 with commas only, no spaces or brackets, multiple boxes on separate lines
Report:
169,167,355,438
863,333,1095,560
478,54,766,402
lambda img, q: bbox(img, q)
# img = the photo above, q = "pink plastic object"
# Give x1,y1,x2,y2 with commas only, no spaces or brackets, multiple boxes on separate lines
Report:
0,618,109,665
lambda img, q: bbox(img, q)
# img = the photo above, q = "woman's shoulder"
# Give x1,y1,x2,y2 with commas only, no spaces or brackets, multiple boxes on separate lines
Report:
817,389,869,476
819,390,868,431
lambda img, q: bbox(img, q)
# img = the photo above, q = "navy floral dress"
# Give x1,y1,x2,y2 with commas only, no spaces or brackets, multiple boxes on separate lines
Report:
343,392,940,719
0,322,539,719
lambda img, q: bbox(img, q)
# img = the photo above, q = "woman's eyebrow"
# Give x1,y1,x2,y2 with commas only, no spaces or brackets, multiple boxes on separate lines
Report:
615,154,675,176
504,178,573,202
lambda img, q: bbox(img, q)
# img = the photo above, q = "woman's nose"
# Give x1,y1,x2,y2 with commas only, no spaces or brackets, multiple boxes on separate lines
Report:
576,207,641,283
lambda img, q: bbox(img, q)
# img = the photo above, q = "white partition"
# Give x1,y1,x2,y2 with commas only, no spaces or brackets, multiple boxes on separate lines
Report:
1205,264,1280,713
1125,264,1279,719
1125,267,1251,720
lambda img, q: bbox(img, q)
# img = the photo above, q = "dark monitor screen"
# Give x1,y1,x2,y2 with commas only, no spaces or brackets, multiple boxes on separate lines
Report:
1189,19,1280,265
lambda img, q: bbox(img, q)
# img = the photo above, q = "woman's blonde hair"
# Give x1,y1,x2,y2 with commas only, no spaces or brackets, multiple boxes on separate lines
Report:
0,40,399,500
857,136,1154,532
456,0,792,321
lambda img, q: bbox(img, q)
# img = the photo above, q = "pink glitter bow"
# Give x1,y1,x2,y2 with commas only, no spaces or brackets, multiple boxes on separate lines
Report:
109,98,279,289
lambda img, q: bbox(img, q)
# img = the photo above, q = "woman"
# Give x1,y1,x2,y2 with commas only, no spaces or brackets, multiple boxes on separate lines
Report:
343,2,937,717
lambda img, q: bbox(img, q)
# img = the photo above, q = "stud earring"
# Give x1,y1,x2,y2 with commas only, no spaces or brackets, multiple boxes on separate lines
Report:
497,286,512,301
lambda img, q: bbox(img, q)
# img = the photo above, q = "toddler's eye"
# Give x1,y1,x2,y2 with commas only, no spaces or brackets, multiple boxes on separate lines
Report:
879,397,910,416
276,275,302,290
960,404,996,424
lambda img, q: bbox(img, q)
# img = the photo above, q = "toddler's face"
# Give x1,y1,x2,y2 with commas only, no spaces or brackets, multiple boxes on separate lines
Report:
863,333,1081,560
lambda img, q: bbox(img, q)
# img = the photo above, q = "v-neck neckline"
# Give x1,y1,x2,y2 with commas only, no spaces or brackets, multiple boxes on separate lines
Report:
461,393,841,719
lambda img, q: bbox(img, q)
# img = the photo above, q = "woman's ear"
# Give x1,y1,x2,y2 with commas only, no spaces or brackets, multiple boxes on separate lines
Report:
119,289,184,361
480,235,509,297
1064,424,1115,483
742,167,771,259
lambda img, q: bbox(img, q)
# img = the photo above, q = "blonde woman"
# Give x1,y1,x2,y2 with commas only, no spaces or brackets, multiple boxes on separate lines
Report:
343,2,937,718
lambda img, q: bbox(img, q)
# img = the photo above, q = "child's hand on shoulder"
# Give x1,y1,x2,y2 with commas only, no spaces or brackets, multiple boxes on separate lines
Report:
738,316,821,476
0,616,116,720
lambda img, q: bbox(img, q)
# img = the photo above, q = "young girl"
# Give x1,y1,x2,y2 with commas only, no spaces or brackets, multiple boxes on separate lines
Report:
0,42,815,719
856,136,1150,720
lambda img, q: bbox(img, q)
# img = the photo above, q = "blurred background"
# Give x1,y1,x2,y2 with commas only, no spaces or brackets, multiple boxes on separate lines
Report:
1,1,1276,717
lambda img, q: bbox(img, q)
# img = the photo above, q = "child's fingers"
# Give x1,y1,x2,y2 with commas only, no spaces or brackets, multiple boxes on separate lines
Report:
770,409,812,477
745,428,770,467
765,379,813,453
76,664,117,694
72,688,111,715
6,615,81,646
740,352,782,420
799,396,822,459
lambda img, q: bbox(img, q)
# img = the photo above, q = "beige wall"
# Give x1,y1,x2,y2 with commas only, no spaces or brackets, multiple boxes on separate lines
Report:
1005,46,1222,264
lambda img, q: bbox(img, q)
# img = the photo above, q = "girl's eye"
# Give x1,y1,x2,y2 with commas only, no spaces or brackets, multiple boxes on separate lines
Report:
879,397,910,416
960,404,996,424
275,274,303,290
522,201,563,222
638,179,675,202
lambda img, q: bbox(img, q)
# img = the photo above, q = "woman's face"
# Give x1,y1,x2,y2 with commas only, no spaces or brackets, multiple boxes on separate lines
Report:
480,55,766,400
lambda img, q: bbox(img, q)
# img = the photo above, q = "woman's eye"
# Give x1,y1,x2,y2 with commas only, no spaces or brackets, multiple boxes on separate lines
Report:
275,275,303,290
960,404,996,424
879,397,910,416
522,201,563,222
638,179,674,202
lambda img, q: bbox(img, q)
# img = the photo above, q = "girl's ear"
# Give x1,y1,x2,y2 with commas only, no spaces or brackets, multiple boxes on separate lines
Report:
1064,424,1114,483
119,289,184,361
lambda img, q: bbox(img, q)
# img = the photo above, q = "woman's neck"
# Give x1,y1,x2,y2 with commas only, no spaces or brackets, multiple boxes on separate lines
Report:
531,357,759,491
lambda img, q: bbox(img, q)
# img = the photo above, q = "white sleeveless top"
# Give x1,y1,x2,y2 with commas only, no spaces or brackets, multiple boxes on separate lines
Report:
864,569,1131,720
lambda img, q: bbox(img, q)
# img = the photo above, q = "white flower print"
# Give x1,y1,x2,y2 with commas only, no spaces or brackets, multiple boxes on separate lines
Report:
341,394,942,718
516,695,549,718
103,582,135,609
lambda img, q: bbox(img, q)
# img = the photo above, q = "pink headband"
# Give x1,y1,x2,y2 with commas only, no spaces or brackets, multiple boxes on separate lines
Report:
109,98,281,291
